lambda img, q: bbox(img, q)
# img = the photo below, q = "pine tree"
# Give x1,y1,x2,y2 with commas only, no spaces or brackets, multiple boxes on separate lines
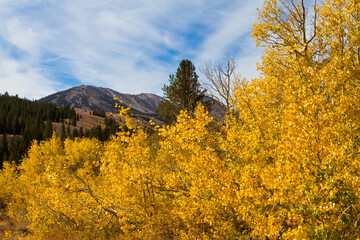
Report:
0,134,9,167
157,59,206,122
43,120,53,139
60,123,66,141
72,113,77,127
67,125,71,137
79,127,84,138
8,137,21,164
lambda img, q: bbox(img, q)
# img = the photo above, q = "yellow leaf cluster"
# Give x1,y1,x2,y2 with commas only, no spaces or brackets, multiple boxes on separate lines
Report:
1,0,360,239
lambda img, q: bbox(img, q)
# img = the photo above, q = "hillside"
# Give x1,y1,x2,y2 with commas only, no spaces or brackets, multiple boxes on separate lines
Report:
39,85,225,121
39,85,164,115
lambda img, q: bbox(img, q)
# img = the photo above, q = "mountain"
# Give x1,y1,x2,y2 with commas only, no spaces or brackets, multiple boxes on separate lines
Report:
39,85,164,116
39,85,226,123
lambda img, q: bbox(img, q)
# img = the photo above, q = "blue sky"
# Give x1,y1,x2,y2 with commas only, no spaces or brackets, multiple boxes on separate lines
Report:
0,0,263,99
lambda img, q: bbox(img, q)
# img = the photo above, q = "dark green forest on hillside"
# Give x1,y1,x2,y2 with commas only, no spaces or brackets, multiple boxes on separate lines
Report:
0,92,120,167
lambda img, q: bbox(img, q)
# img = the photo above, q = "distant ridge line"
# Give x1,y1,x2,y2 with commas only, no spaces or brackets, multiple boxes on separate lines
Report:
39,85,164,115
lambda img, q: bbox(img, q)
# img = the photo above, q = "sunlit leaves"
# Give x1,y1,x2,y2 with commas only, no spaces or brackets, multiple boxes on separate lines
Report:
1,0,360,239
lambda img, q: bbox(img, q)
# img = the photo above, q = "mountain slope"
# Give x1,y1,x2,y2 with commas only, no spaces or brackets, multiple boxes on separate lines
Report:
39,85,164,115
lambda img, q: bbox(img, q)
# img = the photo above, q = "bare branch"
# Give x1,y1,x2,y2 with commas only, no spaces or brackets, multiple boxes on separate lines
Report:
200,56,238,113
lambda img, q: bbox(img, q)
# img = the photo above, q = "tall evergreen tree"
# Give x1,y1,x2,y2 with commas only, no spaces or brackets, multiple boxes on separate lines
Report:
157,59,206,122
0,133,8,167
79,127,84,138
43,120,53,139
8,137,21,164
72,113,77,127
67,125,71,137
60,123,66,141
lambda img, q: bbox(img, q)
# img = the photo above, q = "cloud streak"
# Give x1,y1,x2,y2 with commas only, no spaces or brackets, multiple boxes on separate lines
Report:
0,0,263,99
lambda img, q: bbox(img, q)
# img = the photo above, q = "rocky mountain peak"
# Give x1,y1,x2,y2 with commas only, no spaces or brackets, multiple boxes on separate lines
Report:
39,85,164,115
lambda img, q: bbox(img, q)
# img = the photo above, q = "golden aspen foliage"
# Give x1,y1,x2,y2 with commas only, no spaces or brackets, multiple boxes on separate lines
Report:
13,136,107,239
1,0,360,239
239,0,360,238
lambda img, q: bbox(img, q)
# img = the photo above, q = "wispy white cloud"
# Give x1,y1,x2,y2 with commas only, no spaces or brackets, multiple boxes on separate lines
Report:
0,50,60,99
4,18,40,55
0,0,264,99
195,1,263,80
